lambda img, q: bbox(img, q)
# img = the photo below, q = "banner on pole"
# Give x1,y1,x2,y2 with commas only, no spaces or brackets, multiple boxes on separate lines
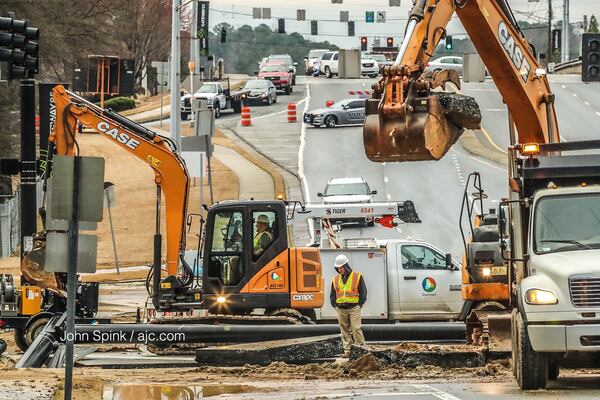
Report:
198,1,210,56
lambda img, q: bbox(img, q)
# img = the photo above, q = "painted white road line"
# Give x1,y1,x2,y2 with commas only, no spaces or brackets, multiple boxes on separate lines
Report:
452,147,505,172
596,111,600,117
252,98,307,121
486,108,505,112
572,92,578,97
384,176,389,183
561,85,566,89
386,193,391,200
298,84,311,201
415,384,464,400
584,101,591,106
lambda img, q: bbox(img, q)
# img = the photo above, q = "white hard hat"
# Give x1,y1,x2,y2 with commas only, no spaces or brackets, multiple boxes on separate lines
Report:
334,254,349,268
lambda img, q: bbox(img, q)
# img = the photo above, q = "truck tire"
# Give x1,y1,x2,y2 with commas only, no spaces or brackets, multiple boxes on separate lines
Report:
514,310,548,390
548,362,560,380
181,112,189,121
14,328,28,352
214,103,221,118
232,101,242,113
324,115,337,128
24,317,50,349
325,67,332,79
285,85,291,95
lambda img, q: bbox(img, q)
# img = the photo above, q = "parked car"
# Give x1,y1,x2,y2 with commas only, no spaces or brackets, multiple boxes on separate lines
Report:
243,79,277,105
320,51,339,79
264,54,297,85
304,49,329,75
303,98,365,128
361,56,379,78
426,56,463,75
258,64,293,94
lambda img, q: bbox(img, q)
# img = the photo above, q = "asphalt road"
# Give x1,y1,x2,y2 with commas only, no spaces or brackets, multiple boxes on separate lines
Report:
300,76,505,259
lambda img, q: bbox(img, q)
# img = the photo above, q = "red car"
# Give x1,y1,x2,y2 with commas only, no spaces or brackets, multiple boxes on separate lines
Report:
258,64,293,95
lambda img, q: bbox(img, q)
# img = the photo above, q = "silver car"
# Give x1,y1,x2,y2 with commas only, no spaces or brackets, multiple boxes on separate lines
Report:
303,98,366,128
425,56,463,75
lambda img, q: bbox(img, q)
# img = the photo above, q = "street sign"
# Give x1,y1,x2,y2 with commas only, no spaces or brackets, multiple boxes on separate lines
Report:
389,0,401,5
45,232,98,273
297,9,306,21
365,11,375,23
340,11,349,22
377,11,386,23
49,155,105,223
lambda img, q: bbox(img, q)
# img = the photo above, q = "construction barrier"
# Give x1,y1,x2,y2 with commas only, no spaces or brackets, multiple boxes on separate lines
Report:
287,103,297,123
241,106,252,126
348,90,371,99
325,100,334,107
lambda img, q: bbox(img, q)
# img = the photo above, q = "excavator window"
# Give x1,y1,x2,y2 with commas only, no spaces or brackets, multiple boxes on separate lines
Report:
252,211,278,261
400,245,447,270
208,210,245,286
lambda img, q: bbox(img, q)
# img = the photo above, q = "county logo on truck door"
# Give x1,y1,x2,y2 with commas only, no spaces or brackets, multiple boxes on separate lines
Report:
422,277,437,295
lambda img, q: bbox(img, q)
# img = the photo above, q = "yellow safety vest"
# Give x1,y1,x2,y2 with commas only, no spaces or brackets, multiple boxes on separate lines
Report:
253,230,272,251
333,271,362,304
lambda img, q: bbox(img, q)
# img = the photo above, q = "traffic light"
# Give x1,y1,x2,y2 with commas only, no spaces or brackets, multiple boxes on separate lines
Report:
311,20,318,36
361,36,368,51
0,16,39,80
220,27,226,43
445,35,453,51
348,21,355,37
582,33,600,82
386,37,393,47
278,18,285,34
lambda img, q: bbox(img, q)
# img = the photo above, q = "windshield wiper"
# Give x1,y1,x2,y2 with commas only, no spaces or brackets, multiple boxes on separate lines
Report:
540,239,593,249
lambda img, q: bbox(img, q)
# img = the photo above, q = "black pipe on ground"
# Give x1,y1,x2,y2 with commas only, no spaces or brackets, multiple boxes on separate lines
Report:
16,314,65,368
70,322,465,345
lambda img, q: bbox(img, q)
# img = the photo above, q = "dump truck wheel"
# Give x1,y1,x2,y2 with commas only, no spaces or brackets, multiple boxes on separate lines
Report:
14,328,29,352
548,362,560,380
515,311,548,390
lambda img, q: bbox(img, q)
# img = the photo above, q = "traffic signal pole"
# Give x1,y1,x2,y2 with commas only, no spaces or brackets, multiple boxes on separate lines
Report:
19,78,37,261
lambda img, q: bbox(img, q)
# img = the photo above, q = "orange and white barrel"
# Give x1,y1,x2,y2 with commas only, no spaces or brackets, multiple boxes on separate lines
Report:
287,102,297,123
241,106,252,126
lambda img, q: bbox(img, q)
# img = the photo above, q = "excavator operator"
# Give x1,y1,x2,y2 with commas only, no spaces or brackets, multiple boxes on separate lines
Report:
253,214,273,260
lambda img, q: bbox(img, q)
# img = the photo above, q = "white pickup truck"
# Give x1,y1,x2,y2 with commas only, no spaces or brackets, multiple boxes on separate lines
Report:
180,80,249,120
316,239,467,322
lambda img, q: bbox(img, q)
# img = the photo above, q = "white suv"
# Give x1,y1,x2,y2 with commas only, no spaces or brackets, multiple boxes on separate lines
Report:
320,51,339,79
318,177,376,204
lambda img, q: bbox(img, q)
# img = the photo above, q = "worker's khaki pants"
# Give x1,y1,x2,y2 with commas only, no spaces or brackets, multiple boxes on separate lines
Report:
335,305,366,353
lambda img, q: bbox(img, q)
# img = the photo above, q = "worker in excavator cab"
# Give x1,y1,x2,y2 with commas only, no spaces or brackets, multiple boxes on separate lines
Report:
331,254,367,357
253,214,273,260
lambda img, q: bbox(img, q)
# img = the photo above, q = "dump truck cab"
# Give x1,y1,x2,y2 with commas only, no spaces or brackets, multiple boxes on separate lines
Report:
507,142,600,389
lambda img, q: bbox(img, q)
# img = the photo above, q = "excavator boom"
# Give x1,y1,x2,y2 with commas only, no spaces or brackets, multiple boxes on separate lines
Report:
364,0,559,163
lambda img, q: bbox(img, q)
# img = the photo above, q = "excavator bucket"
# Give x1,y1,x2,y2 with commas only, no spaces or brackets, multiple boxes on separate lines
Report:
21,240,65,297
466,310,512,353
363,68,481,162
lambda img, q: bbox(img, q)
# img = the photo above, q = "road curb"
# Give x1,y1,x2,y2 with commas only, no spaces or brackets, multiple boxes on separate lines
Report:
214,128,287,200
459,130,507,166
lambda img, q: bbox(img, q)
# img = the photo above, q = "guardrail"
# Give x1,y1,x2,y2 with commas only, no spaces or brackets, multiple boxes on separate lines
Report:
552,58,581,74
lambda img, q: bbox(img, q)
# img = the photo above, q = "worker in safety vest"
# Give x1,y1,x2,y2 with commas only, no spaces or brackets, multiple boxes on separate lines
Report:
253,214,273,260
330,254,367,357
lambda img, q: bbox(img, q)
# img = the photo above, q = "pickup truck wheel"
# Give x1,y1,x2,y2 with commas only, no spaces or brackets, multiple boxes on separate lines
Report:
548,362,560,380
181,112,189,121
324,115,337,128
214,103,221,118
24,317,50,349
514,311,548,390
325,67,332,79
289,85,293,93
14,328,28,352
285,86,291,95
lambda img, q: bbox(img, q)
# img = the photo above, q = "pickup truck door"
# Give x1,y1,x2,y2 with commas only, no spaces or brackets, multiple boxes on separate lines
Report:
331,53,339,73
217,85,226,108
396,243,463,315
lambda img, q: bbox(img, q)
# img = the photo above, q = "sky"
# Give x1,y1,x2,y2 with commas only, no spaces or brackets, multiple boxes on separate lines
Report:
206,0,597,48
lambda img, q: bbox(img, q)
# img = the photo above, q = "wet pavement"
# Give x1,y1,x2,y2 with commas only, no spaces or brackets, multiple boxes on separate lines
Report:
102,376,600,399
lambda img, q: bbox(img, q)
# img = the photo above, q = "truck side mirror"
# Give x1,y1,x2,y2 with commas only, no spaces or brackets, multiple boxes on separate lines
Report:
445,253,453,268
317,192,324,197
371,190,378,195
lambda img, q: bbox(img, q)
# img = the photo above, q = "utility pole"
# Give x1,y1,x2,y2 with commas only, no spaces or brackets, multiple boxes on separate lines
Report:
170,0,182,152
547,0,553,65
561,0,570,62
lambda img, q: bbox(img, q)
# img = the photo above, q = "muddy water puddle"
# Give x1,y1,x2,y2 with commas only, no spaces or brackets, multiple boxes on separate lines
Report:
103,383,258,399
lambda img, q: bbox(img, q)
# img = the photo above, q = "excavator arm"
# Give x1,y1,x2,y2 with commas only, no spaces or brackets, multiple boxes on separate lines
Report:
364,0,560,163
23,85,190,293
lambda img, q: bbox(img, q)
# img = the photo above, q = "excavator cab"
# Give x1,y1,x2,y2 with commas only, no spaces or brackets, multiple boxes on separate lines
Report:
201,200,323,317
363,65,482,162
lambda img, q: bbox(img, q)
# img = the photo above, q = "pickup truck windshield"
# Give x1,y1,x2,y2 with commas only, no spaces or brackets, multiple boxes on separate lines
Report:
261,65,286,72
325,183,369,196
198,84,219,94
308,50,327,59
534,193,600,254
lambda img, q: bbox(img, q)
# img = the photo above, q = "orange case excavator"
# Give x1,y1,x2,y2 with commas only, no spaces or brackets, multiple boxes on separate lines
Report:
26,86,323,317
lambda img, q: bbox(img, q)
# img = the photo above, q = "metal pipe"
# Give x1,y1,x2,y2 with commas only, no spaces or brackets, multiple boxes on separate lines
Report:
152,186,162,309
395,19,418,65
69,323,466,344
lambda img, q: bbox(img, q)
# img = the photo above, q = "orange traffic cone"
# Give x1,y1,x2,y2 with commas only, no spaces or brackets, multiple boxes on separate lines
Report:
287,103,297,123
241,106,252,126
